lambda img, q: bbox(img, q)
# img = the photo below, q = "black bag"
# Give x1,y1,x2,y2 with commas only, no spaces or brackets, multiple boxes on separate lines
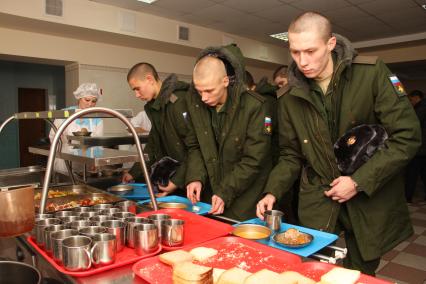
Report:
150,156,180,187
334,124,388,175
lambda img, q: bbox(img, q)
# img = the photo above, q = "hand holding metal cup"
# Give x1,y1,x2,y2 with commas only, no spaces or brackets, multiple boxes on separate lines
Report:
264,210,284,232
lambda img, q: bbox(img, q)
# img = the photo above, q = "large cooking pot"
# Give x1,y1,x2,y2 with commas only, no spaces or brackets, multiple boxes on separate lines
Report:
0,185,35,237
0,261,41,284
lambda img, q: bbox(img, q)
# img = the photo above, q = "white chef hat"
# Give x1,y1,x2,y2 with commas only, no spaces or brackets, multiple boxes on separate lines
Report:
73,83,102,100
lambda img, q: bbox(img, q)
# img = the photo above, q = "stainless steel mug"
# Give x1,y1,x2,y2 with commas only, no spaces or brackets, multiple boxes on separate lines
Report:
264,210,283,232
116,200,137,213
161,219,185,247
78,226,107,239
67,220,91,231
112,212,135,222
51,229,78,264
54,211,74,219
35,218,61,247
80,211,98,219
72,207,93,213
134,223,159,255
101,220,126,252
93,204,113,210
90,233,117,267
89,215,114,225
43,224,65,254
61,235,92,271
148,213,171,238
125,216,152,248
100,208,121,216
60,216,83,224
32,214,53,239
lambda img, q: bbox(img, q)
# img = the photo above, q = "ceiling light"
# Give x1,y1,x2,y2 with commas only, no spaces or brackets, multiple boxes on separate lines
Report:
270,32,288,42
137,0,158,4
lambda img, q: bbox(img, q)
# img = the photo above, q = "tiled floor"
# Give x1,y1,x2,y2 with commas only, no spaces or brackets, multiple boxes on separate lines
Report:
375,199,426,284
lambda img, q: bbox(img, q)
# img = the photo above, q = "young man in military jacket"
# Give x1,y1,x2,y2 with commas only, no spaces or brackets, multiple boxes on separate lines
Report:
185,45,273,221
256,12,420,275
122,62,204,197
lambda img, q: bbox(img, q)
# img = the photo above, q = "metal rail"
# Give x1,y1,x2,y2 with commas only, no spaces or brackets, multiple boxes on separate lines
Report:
39,107,158,213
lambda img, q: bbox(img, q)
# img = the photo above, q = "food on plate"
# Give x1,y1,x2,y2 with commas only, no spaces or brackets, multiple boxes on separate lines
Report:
213,268,226,284
80,127,89,133
276,228,312,245
216,267,252,284
173,261,213,284
159,250,194,266
36,197,110,212
319,267,361,284
190,247,218,262
244,269,283,284
34,190,78,200
280,271,316,284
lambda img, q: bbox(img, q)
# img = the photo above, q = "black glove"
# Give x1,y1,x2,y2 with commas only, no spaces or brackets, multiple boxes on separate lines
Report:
150,156,180,187
334,124,388,175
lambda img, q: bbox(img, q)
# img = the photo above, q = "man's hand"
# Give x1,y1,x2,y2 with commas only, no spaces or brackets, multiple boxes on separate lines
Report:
122,172,134,184
186,181,202,204
324,176,358,203
256,194,276,220
209,195,225,215
157,180,177,197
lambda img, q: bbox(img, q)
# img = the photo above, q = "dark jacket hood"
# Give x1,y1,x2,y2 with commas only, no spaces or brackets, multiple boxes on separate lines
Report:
196,44,246,91
255,77,278,98
158,73,189,106
287,33,358,91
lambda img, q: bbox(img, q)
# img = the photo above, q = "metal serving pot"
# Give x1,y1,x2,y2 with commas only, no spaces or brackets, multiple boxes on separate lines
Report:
0,261,41,284
0,186,35,237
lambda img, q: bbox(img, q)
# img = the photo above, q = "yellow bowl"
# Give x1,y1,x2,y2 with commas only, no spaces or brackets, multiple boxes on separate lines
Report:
232,224,271,241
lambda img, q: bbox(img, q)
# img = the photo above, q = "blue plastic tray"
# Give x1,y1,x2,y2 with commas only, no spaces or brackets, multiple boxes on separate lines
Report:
138,195,211,215
111,183,154,200
236,218,338,257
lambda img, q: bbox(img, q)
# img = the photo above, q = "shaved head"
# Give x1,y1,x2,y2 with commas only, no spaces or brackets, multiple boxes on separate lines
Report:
193,56,227,84
288,12,332,42
127,62,159,82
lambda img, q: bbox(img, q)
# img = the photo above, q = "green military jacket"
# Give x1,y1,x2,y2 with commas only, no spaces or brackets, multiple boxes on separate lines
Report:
130,74,205,190
186,45,273,221
265,34,420,261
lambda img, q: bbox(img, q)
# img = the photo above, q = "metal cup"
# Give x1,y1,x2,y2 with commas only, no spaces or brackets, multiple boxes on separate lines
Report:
67,220,91,231
60,216,83,224
125,217,152,248
134,223,158,255
32,214,53,239
79,226,107,239
148,213,171,238
51,229,79,263
112,212,135,222
80,211,98,219
90,233,117,267
101,220,126,252
35,218,61,247
72,206,93,213
264,210,283,232
43,224,65,254
89,215,114,225
161,219,185,247
100,208,121,216
54,211,74,219
61,235,92,271
116,200,137,213
93,204,113,210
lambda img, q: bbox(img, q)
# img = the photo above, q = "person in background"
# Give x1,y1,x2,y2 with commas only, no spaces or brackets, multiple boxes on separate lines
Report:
185,45,273,220
272,65,289,88
122,62,204,198
256,12,420,275
405,90,426,203
130,110,152,133
49,83,103,174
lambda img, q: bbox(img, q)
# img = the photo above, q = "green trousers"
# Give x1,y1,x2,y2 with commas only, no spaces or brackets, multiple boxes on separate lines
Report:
335,205,380,276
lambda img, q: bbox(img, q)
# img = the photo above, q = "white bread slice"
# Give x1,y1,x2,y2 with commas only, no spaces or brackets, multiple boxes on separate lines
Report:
320,267,361,284
217,267,252,284
280,271,316,284
159,250,193,266
190,247,218,262
173,261,213,281
213,268,226,284
244,269,283,284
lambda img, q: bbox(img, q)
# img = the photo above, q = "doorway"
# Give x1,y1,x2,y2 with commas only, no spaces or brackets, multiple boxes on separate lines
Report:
18,88,47,167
